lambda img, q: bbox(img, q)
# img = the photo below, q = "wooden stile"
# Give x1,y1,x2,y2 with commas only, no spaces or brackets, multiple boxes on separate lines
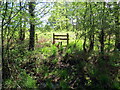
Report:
53,33,69,46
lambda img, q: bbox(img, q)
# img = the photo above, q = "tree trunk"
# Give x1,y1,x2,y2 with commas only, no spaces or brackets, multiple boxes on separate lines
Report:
88,3,94,52
22,20,26,41
1,2,10,82
19,2,26,42
83,2,87,52
100,2,105,56
83,36,87,52
19,2,23,41
28,2,35,51
114,2,120,51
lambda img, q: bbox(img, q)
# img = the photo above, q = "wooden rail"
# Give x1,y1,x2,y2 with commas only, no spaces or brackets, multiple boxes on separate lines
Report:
53,33,69,46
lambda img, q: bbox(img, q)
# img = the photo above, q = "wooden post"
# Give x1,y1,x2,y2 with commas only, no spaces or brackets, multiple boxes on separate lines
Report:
36,34,38,43
67,33,69,45
60,42,62,46
53,33,55,44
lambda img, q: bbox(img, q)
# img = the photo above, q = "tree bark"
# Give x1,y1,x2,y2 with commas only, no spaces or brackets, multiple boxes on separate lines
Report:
28,2,35,51
100,2,105,56
114,2,120,51
83,2,87,52
88,3,94,52
1,2,10,82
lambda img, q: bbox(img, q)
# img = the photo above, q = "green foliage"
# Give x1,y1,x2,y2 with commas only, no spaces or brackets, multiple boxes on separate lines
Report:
59,70,68,78
60,80,69,89
4,71,37,88
24,75,37,88
113,81,120,90
17,71,37,88
66,40,83,54
51,59,58,64
4,79,17,88
41,45,58,56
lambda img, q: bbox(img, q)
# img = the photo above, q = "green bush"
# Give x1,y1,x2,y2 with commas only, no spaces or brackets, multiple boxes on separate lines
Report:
41,45,57,57
4,79,17,88
17,71,37,88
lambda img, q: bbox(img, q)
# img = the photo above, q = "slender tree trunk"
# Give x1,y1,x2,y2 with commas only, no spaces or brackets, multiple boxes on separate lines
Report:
19,2,25,42
100,2,105,56
88,3,94,52
19,2,23,42
28,2,35,51
65,2,68,31
108,34,111,52
83,2,87,52
83,35,87,52
22,20,26,41
1,2,10,82
114,3,120,51
107,3,112,52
